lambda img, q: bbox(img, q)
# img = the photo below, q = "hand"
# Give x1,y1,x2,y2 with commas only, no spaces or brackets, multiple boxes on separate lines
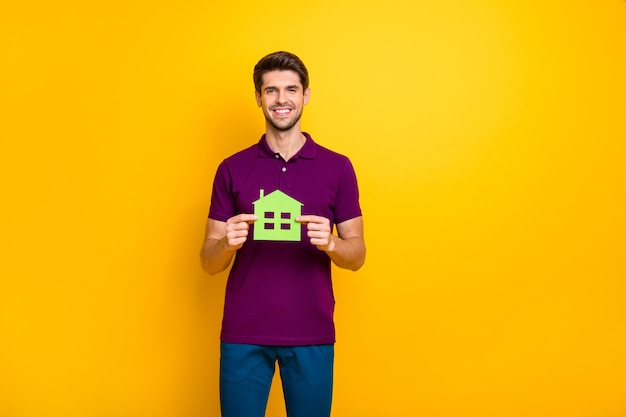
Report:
225,213,257,250
296,215,335,252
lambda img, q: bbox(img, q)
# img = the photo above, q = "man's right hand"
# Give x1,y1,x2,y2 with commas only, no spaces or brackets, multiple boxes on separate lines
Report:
225,214,258,250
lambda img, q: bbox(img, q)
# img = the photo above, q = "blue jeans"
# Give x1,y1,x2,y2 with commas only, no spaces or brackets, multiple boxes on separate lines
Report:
220,342,334,417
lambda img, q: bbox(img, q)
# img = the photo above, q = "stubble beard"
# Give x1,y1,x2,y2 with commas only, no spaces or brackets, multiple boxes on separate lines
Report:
265,107,303,132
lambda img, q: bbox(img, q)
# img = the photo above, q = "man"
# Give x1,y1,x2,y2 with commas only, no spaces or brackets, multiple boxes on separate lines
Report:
200,51,365,417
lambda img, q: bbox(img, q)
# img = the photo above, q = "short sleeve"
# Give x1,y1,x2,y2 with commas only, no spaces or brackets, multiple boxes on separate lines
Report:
208,161,236,222
333,158,362,224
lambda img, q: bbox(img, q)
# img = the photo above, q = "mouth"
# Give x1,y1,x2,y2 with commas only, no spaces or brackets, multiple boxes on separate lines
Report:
272,107,293,117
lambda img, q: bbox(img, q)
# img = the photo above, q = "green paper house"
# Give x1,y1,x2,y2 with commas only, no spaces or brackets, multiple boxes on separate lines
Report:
253,189,303,241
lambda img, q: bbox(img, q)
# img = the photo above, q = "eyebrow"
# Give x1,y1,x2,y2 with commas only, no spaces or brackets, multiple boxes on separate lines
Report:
264,85,300,92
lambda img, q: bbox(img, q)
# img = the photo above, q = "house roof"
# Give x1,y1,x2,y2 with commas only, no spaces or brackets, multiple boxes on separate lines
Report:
253,189,303,207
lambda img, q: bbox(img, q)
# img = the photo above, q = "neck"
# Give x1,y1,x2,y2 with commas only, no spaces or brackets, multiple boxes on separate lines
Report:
265,127,306,161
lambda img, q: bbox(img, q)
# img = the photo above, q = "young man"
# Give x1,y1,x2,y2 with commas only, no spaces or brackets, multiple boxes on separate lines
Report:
200,51,365,417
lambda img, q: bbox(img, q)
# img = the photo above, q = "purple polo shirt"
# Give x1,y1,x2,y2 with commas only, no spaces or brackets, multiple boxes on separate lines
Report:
208,132,362,345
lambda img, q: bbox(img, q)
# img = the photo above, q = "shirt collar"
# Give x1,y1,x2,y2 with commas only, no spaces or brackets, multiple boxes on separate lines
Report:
258,132,317,160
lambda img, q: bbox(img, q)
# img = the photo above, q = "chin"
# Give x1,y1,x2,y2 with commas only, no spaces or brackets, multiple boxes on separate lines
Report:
268,119,299,132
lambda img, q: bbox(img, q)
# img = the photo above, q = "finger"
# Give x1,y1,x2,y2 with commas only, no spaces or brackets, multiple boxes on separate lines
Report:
309,237,331,247
307,230,330,240
297,216,331,232
227,230,249,247
226,226,248,237
296,215,323,224
229,236,247,245
228,221,251,231
305,222,331,233
230,213,258,224
228,238,247,249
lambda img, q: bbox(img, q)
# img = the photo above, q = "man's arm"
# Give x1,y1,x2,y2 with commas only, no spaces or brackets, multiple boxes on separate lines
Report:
200,214,257,275
297,215,366,271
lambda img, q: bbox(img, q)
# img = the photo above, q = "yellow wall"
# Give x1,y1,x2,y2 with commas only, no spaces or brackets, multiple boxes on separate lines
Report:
1,1,625,416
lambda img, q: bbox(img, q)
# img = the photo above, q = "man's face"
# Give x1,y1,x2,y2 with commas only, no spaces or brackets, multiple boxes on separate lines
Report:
255,70,310,132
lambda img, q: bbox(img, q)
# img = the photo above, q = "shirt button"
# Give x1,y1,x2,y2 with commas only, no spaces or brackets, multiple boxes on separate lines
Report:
281,167,287,172
275,155,280,159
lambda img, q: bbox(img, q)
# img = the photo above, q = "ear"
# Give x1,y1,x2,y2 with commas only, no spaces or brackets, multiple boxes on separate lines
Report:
303,88,311,105
255,91,261,107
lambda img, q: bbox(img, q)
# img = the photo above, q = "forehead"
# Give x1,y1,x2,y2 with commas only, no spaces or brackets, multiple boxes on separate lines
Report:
261,70,302,89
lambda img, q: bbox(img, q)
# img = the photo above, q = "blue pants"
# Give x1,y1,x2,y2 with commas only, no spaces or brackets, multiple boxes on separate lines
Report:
220,342,334,417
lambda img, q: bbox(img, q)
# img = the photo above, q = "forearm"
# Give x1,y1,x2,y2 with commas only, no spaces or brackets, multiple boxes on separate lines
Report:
200,237,236,275
200,215,256,275
324,235,366,271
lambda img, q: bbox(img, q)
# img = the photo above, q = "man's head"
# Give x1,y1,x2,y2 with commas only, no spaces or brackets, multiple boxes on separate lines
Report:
254,52,311,132
253,51,309,95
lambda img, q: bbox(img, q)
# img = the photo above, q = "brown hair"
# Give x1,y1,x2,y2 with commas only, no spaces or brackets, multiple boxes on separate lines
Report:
253,51,309,94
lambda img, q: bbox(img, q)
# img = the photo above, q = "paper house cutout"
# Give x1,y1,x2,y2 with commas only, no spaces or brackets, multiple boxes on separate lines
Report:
253,189,303,241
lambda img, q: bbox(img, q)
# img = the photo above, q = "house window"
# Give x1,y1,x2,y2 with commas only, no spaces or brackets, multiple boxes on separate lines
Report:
281,212,291,219
264,223,275,230
281,223,291,230
264,211,275,219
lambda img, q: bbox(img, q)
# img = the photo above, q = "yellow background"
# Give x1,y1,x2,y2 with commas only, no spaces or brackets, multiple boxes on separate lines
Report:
1,1,625,416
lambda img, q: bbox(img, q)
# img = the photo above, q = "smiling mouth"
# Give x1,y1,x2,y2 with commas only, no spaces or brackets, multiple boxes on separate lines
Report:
272,107,293,116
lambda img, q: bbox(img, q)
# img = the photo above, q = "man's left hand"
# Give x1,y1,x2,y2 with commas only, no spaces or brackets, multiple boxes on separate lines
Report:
296,215,335,252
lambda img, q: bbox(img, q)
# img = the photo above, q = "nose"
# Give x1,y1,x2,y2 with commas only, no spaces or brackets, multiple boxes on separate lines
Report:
276,90,288,104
